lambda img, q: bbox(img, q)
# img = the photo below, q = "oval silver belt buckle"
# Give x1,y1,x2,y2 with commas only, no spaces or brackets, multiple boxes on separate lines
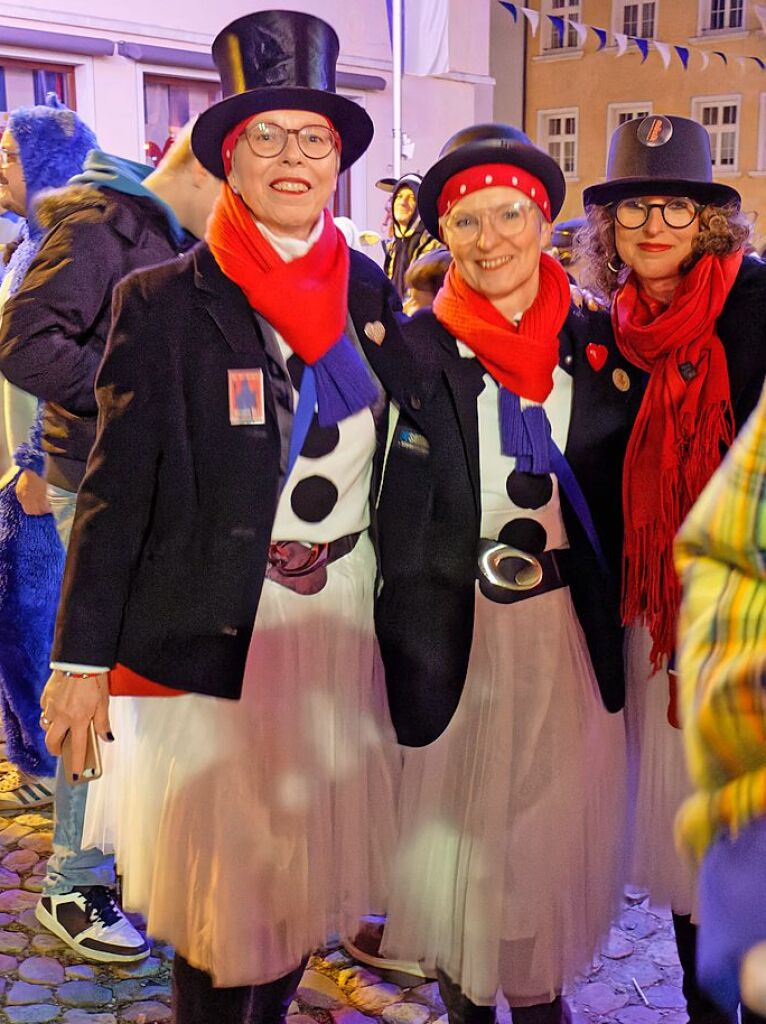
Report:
479,543,543,591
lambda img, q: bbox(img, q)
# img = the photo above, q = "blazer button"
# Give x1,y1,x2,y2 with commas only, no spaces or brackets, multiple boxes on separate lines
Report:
409,395,422,410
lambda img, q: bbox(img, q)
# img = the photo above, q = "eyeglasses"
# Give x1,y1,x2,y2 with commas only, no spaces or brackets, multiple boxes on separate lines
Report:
241,121,339,161
0,149,20,170
612,197,702,230
442,199,537,245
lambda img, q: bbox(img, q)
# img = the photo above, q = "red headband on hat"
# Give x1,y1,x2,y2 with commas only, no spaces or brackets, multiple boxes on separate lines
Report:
437,163,552,222
221,114,340,176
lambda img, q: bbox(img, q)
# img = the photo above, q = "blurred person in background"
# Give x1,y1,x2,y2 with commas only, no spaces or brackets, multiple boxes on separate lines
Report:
382,172,443,298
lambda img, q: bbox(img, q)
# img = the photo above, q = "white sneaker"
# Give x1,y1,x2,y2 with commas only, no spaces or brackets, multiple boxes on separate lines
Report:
36,886,150,962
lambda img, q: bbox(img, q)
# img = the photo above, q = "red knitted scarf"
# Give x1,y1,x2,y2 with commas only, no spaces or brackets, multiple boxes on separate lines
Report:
206,186,348,364
432,252,571,401
613,249,743,669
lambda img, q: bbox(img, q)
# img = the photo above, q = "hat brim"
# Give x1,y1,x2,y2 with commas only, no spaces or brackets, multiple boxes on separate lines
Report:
418,140,566,238
192,87,374,178
583,176,741,209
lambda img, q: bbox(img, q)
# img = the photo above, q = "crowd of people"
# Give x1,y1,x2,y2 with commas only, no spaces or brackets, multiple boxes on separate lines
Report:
0,8,764,1024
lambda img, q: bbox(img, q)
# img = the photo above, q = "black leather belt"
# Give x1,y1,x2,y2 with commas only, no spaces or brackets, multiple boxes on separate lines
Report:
476,538,567,605
266,532,361,596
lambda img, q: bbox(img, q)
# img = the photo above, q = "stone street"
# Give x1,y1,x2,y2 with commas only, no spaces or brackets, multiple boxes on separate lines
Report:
0,802,689,1024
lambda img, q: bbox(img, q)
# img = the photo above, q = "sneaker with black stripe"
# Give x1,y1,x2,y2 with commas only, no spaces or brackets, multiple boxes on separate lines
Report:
35,886,150,962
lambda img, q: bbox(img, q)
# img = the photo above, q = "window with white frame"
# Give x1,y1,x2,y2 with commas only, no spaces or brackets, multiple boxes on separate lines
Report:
0,58,76,127
692,96,740,170
607,103,652,144
701,0,745,31
538,109,578,176
545,0,581,51
143,74,221,166
619,1,657,37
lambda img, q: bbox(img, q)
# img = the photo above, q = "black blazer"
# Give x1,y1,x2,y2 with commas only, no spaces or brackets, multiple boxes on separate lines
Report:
51,244,404,700
376,305,643,747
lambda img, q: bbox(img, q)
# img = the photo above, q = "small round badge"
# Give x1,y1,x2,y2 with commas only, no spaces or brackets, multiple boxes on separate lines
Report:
612,368,631,392
637,115,673,148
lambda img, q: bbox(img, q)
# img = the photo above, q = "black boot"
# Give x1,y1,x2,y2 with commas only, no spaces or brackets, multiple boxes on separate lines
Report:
512,996,572,1024
172,953,307,1024
437,969,497,1024
672,913,736,1024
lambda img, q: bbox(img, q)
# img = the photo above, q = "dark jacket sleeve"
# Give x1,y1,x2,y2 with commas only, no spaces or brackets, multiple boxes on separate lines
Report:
0,216,120,414
51,276,164,667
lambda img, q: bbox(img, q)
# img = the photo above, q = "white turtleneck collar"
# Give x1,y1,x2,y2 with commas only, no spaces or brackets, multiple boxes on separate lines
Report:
256,214,325,263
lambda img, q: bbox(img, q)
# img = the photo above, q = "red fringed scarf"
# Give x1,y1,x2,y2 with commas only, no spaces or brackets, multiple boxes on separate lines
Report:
432,252,571,401
206,187,348,363
613,249,743,670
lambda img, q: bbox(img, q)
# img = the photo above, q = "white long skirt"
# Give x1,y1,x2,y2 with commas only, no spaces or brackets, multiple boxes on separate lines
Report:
624,625,696,916
83,534,400,987
380,585,628,1008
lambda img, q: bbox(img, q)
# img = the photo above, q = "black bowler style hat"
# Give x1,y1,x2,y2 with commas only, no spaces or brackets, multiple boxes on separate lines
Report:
417,123,566,238
583,114,741,209
192,10,374,179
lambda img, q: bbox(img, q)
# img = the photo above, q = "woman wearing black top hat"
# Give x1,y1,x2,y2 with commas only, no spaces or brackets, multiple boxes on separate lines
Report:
37,11,405,1022
375,123,638,1024
578,114,766,1024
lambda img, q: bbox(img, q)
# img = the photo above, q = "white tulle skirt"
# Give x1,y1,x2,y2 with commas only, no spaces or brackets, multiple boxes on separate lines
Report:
380,585,628,1008
83,534,400,987
624,625,696,916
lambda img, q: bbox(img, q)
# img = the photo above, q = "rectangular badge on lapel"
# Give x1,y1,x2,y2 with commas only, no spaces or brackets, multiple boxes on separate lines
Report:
228,369,265,426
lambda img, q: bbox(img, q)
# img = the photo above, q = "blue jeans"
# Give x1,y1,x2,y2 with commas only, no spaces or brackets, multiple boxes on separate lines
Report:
43,484,114,895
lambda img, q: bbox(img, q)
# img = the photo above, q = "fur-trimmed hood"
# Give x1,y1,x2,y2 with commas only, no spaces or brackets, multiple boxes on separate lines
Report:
9,94,97,239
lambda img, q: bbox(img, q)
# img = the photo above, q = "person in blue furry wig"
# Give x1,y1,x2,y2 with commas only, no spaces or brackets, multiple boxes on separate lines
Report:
0,94,98,782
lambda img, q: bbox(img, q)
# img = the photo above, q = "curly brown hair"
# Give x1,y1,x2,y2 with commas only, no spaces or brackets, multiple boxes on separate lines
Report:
575,201,752,301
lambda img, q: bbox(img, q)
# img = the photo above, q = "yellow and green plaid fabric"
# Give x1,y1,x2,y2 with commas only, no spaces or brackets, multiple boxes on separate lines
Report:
675,380,766,861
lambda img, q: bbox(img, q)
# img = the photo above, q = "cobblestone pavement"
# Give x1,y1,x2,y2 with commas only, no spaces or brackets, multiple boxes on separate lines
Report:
0,802,689,1024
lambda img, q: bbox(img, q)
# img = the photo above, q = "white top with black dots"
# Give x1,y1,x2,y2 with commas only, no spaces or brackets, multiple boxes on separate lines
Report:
258,219,377,545
456,340,573,552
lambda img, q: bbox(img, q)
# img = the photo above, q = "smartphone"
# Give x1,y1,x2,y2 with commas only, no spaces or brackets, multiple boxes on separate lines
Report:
60,722,103,786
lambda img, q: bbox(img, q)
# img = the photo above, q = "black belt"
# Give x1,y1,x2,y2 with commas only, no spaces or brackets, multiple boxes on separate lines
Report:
266,532,361,596
476,538,567,605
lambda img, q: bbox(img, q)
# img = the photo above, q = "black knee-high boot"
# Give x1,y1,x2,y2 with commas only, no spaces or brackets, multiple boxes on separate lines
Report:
172,953,308,1024
672,913,736,1024
512,996,572,1024
437,969,497,1024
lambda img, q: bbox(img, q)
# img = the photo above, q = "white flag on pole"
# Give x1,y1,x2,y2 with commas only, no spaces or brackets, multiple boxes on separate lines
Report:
404,0,449,75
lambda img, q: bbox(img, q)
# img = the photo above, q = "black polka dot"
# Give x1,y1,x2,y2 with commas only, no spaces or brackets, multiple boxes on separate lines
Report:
301,416,340,459
506,471,553,510
290,476,338,523
286,354,304,390
499,518,548,554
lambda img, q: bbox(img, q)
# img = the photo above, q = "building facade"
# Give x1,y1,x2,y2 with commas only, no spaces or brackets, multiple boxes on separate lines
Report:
504,0,766,246
0,0,495,241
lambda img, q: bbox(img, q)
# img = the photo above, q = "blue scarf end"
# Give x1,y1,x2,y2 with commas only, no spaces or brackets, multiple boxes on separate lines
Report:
314,334,378,427
499,388,552,474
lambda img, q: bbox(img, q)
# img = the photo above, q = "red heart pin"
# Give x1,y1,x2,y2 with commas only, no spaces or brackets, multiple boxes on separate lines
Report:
585,343,608,372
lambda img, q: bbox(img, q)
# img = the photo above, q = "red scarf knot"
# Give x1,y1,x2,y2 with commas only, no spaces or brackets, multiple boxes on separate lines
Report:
613,249,743,668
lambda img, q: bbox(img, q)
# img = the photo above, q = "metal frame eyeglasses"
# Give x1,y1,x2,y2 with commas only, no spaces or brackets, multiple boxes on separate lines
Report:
0,149,20,170
612,197,702,230
442,199,538,245
241,121,340,161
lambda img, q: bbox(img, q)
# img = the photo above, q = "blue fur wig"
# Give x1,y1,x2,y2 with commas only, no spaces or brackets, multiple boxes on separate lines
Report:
9,93,98,239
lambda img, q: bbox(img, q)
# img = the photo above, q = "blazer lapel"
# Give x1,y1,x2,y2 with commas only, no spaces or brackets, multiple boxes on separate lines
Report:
442,349,483,518
192,245,264,355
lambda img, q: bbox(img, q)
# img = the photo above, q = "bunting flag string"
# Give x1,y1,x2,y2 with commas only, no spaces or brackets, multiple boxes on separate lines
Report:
496,1,766,73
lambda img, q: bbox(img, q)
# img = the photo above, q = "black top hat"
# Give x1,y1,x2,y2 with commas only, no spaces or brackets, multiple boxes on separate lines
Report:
417,123,566,238
192,10,373,179
583,114,740,208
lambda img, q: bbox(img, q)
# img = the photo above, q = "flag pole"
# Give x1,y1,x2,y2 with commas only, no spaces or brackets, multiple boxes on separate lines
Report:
392,0,403,179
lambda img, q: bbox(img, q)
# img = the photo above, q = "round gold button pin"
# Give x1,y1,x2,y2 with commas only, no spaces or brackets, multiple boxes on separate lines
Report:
612,368,631,392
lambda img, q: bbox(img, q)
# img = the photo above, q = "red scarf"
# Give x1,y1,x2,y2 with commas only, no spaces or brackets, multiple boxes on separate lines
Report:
206,186,348,364
613,250,743,669
432,253,571,402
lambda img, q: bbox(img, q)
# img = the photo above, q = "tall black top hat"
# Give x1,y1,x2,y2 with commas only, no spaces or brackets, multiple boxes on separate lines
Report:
583,114,740,208
417,123,566,237
192,10,373,179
